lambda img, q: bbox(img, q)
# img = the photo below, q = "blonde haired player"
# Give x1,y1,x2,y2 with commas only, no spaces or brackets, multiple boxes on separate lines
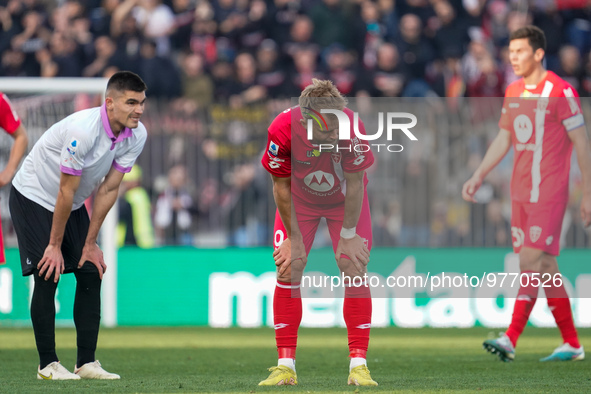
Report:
260,79,378,386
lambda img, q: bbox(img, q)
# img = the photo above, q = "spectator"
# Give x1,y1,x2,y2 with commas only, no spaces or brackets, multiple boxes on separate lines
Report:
356,42,406,97
256,39,294,99
137,39,181,99
180,52,214,109
230,52,266,106
117,165,155,248
132,0,175,55
431,0,470,61
11,10,52,76
154,164,194,245
396,13,435,80
556,45,583,92
82,35,119,77
324,44,356,96
308,0,349,49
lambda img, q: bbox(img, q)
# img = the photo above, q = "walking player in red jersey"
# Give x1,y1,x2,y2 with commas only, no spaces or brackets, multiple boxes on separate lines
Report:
259,79,378,386
0,93,28,264
463,26,591,362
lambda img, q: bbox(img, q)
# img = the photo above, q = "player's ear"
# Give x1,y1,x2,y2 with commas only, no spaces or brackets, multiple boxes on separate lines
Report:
534,48,545,62
105,96,114,110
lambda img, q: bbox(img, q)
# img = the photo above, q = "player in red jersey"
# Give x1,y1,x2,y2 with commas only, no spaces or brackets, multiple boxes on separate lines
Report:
259,79,378,386
463,26,591,362
0,93,28,264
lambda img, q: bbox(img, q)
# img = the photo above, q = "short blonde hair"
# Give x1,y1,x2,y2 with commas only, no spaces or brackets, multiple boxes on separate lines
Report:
299,79,347,117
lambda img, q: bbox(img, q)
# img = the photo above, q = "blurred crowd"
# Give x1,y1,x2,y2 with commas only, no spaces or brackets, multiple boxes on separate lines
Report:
1,0,591,103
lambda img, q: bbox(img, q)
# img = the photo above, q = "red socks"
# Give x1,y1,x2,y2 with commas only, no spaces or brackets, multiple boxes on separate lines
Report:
506,271,538,347
274,280,373,360
344,283,372,358
274,281,302,359
545,282,580,348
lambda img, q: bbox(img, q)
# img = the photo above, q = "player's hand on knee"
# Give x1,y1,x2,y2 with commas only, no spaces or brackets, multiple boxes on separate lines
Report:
78,242,107,279
38,244,64,283
274,237,307,277
336,235,370,274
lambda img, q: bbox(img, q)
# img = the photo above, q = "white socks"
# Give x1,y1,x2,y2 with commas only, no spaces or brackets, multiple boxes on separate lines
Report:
349,357,367,372
278,357,365,373
278,358,296,372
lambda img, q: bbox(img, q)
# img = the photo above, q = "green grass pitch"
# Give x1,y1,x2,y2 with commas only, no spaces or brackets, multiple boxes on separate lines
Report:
0,327,589,393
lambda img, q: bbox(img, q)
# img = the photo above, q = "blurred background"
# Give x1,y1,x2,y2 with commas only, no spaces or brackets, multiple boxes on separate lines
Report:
0,0,590,250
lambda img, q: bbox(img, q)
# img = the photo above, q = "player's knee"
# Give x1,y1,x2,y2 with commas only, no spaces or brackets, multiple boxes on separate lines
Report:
276,262,306,283
539,254,558,275
337,257,366,277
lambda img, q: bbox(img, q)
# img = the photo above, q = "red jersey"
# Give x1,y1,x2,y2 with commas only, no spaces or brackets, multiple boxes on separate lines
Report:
261,106,374,206
499,71,584,203
0,93,21,134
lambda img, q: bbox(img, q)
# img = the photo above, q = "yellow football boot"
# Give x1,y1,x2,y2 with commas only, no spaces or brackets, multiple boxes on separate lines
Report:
258,365,298,386
347,365,378,386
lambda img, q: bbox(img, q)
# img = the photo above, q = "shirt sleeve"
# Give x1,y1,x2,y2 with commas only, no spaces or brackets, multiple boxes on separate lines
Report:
113,127,148,173
0,93,21,134
60,126,95,176
557,86,584,132
341,117,375,173
261,112,291,177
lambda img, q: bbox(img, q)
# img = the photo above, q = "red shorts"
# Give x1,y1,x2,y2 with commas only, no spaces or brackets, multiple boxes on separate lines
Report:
511,200,566,256
273,192,372,256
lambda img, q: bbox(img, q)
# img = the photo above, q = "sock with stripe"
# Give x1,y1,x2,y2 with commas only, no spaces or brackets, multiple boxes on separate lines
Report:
505,271,538,347
343,280,372,360
545,281,580,348
274,281,302,362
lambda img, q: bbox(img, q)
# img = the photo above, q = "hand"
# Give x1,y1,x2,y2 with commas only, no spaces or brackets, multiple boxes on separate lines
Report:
0,169,13,188
462,175,482,202
38,244,64,283
78,242,107,279
335,235,370,274
273,237,307,277
581,193,591,227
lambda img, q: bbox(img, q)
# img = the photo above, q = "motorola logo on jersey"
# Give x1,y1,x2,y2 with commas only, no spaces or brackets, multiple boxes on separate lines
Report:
514,114,533,143
304,170,335,192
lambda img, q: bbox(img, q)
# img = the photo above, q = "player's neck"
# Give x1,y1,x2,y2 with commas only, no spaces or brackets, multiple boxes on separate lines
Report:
522,66,547,88
108,118,123,137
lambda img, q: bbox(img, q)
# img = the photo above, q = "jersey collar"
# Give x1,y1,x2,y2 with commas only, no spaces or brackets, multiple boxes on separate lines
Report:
101,103,133,150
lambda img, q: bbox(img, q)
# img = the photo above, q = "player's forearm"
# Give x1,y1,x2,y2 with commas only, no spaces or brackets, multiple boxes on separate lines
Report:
49,188,75,247
273,179,302,240
473,129,511,181
342,176,363,230
575,139,591,196
85,183,119,245
4,125,28,177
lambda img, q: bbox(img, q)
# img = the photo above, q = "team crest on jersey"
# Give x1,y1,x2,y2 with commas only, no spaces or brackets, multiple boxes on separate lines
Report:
67,138,78,156
268,140,279,157
331,152,341,164
530,226,542,243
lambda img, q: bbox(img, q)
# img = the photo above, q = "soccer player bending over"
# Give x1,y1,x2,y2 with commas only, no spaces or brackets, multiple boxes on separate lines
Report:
463,26,590,362
259,79,377,386
10,71,148,379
